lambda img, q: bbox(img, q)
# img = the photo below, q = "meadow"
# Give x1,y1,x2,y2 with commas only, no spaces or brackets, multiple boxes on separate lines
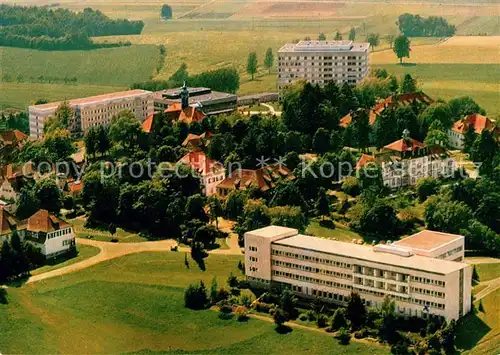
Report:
0,251,388,354
0,0,498,117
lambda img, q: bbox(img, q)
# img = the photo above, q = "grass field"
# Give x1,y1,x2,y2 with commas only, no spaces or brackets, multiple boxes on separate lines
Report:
0,252,388,354
30,244,101,276
456,288,500,354
70,217,148,243
305,220,362,243
475,263,500,283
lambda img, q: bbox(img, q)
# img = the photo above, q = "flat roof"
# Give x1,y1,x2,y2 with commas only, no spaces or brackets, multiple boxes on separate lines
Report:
247,225,298,239
155,88,236,105
393,230,463,252
29,90,152,111
273,234,468,275
279,40,369,53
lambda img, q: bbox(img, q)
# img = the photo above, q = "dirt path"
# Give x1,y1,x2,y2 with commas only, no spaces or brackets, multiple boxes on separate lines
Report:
474,276,500,301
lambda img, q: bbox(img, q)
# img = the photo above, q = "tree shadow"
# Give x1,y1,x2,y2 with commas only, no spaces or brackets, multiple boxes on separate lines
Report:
400,62,417,67
455,310,491,351
275,325,293,334
193,257,206,271
0,288,8,304
218,312,234,320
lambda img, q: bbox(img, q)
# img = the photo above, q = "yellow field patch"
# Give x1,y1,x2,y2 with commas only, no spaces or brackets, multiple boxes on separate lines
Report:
370,36,500,64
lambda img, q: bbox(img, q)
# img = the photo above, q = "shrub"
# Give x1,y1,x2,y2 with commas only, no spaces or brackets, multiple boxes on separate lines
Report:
337,327,351,345
299,313,308,321
234,305,249,321
238,293,253,307
342,176,361,196
184,281,209,310
0,288,7,304
253,301,273,314
316,314,328,328
319,219,336,229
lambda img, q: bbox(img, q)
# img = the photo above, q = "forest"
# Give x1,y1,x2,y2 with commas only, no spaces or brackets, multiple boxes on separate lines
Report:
0,5,144,50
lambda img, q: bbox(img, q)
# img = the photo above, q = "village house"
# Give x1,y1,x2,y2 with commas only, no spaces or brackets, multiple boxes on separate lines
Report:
0,163,35,201
448,113,499,149
177,151,225,196
356,131,454,189
0,207,20,244
22,209,76,259
217,163,295,197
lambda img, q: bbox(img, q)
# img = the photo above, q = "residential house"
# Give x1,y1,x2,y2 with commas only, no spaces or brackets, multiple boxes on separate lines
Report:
23,209,75,258
448,113,499,149
0,207,21,243
181,132,213,151
0,163,35,201
217,163,295,197
177,151,225,196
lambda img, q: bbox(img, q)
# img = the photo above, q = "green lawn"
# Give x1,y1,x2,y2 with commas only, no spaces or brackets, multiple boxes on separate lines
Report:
475,263,500,283
0,45,159,86
305,220,362,243
0,82,126,111
456,288,500,354
70,217,148,243
0,252,387,354
30,244,101,276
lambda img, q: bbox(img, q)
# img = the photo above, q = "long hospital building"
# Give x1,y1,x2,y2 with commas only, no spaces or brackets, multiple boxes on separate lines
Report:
277,40,370,90
245,226,471,321
28,90,154,139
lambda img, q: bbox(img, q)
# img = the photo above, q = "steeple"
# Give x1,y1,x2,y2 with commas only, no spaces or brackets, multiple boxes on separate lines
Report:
180,81,189,109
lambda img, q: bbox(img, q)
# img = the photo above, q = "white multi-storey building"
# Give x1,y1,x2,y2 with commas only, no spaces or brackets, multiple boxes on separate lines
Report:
357,134,455,189
245,226,471,321
28,89,154,139
277,40,370,90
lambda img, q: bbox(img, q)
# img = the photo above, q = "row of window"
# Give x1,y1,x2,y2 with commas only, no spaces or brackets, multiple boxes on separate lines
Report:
248,246,258,252
272,259,351,280
280,55,365,60
62,239,75,246
249,256,258,262
438,246,463,259
271,249,351,269
48,228,72,240
411,287,445,299
206,174,225,184
272,270,352,290
411,276,445,287
249,267,258,272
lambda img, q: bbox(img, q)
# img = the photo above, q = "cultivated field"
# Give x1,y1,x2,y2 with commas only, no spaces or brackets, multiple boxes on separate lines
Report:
0,252,388,354
1,0,498,117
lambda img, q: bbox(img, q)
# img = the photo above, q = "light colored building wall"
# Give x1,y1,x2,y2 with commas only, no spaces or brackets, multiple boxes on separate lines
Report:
448,129,465,149
277,41,369,90
202,171,226,196
28,90,154,139
26,227,75,258
382,155,455,189
0,179,18,200
245,227,472,321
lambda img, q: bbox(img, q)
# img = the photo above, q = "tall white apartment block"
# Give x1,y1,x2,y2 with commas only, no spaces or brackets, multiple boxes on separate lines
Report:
277,40,370,90
28,89,154,139
245,226,471,321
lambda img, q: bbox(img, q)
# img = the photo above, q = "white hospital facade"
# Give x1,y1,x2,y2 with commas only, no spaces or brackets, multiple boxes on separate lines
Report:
277,40,370,90
245,226,471,321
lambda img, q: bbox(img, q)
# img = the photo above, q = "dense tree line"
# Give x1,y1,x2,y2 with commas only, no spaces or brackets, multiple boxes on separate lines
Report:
397,13,456,37
0,231,45,283
0,5,143,50
0,111,29,134
131,65,240,93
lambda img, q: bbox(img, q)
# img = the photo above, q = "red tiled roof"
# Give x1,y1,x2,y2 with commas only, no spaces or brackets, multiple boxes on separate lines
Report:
451,113,496,135
26,209,70,233
0,130,28,147
181,131,213,149
142,113,155,133
178,151,223,177
165,103,206,124
218,163,295,193
0,207,20,236
340,92,434,128
68,181,83,193
384,138,426,153
356,154,376,169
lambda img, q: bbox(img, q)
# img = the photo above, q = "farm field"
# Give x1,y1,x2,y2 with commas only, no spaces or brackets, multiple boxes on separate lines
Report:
0,252,388,354
0,0,498,117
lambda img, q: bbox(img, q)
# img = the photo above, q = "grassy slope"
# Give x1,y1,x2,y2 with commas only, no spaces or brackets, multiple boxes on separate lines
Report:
475,263,500,283
305,220,362,243
70,218,147,243
30,244,101,276
0,252,387,354
456,288,500,354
